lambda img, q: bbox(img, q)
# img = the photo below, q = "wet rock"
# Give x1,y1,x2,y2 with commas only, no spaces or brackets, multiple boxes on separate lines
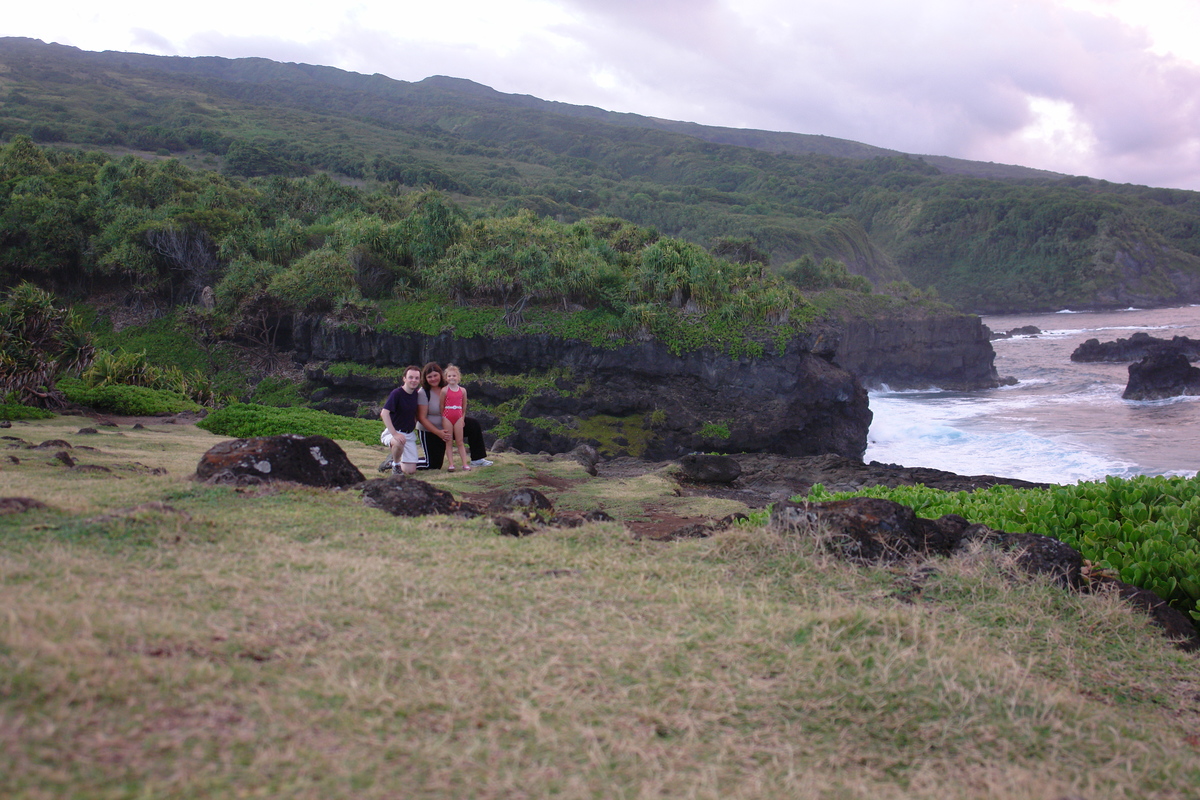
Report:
1123,351,1200,400
196,435,364,487
1073,332,1200,363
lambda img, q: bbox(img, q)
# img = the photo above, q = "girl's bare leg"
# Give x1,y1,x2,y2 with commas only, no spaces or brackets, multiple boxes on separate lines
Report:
454,419,470,469
443,423,457,470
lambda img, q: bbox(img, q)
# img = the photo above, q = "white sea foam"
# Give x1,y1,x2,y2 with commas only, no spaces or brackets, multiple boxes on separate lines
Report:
866,393,1136,484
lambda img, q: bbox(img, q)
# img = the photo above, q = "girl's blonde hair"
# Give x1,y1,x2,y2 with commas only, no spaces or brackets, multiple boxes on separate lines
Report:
444,364,462,380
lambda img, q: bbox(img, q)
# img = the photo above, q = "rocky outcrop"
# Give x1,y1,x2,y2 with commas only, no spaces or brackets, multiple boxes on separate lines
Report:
293,318,872,460
1072,332,1200,363
828,313,1004,390
670,452,1049,507
768,495,1200,650
196,435,364,487
1123,351,1200,400
360,477,477,516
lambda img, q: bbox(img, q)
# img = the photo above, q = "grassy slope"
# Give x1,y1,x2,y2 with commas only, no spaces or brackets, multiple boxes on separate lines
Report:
2,417,1198,798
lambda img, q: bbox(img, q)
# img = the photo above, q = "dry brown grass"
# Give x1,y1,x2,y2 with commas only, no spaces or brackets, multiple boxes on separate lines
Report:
2,418,1199,798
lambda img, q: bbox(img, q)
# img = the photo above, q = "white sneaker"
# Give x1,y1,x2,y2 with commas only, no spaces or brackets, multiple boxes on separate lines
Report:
470,458,493,467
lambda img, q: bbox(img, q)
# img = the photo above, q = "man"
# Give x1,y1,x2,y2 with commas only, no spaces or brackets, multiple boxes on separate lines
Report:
380,365,422,476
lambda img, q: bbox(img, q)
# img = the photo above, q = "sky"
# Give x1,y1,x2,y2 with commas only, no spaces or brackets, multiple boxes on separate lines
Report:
6,0,1200,190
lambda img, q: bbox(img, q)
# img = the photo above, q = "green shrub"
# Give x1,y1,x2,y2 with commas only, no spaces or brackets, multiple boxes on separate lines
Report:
698,422,732,439
250,377,307,408
59,377,203,416
0,402,55,421
806,476,1200,624
199,403,381,446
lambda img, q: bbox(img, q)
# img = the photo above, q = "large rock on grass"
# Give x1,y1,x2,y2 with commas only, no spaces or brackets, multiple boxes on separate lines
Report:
771,497,1082,588
360,477,477,517
197,435,364,487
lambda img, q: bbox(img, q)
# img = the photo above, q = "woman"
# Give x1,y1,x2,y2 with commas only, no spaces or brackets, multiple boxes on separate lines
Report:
416,361,493,470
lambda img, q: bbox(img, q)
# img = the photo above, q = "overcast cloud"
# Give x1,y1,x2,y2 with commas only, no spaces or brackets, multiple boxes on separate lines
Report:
7,0,1200,189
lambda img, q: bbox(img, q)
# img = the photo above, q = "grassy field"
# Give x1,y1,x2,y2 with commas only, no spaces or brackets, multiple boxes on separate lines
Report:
2,417,1199,798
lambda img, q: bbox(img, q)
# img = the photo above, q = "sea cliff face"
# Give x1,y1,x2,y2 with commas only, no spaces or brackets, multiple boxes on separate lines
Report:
293,318,871,460
828,314,1002,390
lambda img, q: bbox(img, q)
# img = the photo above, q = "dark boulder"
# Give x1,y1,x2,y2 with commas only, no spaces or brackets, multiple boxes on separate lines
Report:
487,488,555,515
1073,332,1200,363
770,497,1082,586
196,435,364,487
1122,351,1200,400
678,453,742,484
956,525,1083,589
1087,576,1200,651
360,477,476,517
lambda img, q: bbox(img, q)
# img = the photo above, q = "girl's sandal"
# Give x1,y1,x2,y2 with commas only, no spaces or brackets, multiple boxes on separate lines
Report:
463,465,472,471
447,465,455,472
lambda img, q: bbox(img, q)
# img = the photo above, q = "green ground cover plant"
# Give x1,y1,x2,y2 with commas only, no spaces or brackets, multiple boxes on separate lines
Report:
58,377,203,416
198,402,382,445
0,402,54,420
806,476,1200,622
1,416,1198,798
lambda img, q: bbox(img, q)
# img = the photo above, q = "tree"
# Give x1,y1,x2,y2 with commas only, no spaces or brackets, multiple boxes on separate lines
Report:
0,282,95,407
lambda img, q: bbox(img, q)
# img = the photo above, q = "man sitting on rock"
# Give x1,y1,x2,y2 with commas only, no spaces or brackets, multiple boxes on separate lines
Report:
380,365,423,475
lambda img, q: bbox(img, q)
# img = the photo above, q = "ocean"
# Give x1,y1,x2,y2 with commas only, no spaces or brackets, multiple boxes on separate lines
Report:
864,305,1200,485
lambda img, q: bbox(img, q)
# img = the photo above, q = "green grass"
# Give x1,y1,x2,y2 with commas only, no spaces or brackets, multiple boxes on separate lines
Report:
1,417,1199,798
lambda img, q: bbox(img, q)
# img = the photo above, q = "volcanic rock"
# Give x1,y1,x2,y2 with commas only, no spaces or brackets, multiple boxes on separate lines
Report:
360,477,475,517
1122,351,1200,400
678,453,742,484
1073,332,1200,363
196,435,364,487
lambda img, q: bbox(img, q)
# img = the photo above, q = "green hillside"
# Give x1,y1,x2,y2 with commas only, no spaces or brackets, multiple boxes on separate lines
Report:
4,36,1200,312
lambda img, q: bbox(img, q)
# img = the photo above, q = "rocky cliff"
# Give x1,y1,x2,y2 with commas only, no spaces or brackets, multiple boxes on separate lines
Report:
828,313,1003,390
293,318,871,460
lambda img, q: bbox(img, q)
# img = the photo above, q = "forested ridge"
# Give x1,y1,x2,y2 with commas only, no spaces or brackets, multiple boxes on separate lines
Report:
4,36,1200,312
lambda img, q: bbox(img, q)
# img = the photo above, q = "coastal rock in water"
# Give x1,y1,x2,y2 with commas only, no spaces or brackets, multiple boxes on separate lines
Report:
829,313,1002,390
1072,332,1200,363
989,325,1042,340
196,435,364,487
678,453,742,484
1122,351,1200,400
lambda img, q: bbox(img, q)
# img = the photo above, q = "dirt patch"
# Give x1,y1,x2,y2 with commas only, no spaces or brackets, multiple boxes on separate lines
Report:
529,471,585,491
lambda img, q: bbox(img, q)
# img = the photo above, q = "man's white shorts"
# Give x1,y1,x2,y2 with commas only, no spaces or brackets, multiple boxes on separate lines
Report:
381,428,419,464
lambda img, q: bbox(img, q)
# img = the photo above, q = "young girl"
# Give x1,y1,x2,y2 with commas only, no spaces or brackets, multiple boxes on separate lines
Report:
440,364,471,472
